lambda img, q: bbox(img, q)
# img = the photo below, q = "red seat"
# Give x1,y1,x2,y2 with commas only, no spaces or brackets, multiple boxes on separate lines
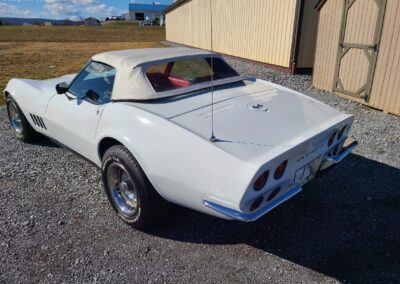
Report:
168,75,190,87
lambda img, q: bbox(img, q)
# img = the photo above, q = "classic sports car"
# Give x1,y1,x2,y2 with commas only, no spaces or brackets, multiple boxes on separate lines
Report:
4,48,358,229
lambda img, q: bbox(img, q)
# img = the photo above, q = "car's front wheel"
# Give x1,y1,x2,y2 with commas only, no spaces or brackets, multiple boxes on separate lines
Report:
6,97,38,142
102,145,170,229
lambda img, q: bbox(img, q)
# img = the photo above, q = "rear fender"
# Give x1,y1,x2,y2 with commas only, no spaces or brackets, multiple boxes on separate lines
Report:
96,103,257,216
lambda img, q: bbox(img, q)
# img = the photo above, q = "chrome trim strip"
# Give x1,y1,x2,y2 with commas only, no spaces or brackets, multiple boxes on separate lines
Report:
203,184,302,222
326,140,358,163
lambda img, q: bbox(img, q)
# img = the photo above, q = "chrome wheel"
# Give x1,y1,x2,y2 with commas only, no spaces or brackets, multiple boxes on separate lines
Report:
8,101,23,134
106,162,138,217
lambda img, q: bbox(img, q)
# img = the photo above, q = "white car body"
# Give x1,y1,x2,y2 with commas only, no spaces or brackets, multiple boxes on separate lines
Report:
3,48,357,221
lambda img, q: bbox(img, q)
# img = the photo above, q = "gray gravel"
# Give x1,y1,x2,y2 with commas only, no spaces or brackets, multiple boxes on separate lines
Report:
0,57,399,283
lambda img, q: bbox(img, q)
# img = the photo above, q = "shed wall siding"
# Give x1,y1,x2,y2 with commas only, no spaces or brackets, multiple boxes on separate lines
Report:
166,0,298,68
312,0,344,91
313,0,400,116
369,0,400,115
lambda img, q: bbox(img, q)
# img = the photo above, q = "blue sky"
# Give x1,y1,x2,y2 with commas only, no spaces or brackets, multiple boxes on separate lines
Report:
0,0,174,20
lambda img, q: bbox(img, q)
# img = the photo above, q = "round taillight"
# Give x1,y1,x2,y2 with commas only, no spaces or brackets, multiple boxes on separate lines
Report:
274,160,288,180
330,145,339,157
267,187,281,202
250,196,263,212
328,130,337,147
337,125,347,140
253,171,269,191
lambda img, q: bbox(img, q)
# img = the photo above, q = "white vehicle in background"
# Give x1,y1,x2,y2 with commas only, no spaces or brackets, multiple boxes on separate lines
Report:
3,48,358,229
105,16,125,21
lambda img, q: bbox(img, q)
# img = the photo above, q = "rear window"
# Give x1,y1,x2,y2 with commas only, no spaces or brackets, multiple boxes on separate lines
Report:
145,57,239,93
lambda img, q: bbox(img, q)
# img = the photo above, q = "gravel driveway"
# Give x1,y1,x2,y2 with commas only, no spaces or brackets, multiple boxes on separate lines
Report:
0,58,399,283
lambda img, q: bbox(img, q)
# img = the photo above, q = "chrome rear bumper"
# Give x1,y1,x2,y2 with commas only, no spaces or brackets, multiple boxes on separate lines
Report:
320,137,358,170
327,138,358,163
203,137,358,222
203,184,302,222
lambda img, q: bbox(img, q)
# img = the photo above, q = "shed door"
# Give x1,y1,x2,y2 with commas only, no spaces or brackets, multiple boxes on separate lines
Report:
333,0,386,101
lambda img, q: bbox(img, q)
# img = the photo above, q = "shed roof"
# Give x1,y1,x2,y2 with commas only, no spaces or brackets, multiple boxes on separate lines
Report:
129,3,169,12
164,0,189,13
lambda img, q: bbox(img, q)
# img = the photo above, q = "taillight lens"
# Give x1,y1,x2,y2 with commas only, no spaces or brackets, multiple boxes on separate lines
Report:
330,145,339,157
267,187,281,202
253,171,269,191
249,196,263,212
328,130,337,147
274,160,288,180
337,125,347,140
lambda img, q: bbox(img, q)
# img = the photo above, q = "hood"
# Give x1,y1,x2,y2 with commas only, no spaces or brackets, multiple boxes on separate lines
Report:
17,74,77,94
128,80,350,161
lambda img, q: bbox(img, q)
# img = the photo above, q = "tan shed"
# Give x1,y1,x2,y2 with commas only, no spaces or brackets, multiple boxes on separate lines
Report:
164,0,319,74
313,0,400,116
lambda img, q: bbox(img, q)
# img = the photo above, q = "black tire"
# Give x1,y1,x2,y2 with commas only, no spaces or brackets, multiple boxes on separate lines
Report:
6,97,38,142
102,145,170,229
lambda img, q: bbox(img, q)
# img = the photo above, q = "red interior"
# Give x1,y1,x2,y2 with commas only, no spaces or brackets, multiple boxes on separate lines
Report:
146,62,191,92
168,75,190,87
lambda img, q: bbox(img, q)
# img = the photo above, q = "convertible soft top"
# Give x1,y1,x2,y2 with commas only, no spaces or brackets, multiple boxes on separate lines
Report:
93,47,210,69
91,47,244,101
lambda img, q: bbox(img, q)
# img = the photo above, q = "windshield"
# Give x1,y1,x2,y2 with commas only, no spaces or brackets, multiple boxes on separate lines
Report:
145,57,240,93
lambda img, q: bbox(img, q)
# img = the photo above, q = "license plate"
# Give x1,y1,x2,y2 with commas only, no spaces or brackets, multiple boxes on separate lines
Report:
294,164,311,184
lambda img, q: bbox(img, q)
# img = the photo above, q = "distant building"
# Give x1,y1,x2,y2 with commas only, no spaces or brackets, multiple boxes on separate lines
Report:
83,17,100,26
122,12,130,21
128,2,169,21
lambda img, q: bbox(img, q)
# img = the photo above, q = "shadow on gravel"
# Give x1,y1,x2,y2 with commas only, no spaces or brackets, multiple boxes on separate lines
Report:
33,136,60,148
147,154,400,283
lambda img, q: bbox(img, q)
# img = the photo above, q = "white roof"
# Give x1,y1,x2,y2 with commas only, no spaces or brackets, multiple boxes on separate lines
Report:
90,48,243,101
92,47,211,70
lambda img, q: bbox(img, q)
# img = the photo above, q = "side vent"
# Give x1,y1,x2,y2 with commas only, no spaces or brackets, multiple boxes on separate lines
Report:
30,114,47,130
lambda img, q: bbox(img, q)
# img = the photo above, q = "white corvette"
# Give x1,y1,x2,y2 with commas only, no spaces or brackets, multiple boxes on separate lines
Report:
4,48,358,229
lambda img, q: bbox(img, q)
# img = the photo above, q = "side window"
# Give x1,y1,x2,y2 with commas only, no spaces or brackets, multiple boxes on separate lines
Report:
69,61,116,104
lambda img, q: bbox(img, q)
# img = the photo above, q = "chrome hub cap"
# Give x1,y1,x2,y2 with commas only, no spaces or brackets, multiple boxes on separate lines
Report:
8,102,23,134
107,162,138,217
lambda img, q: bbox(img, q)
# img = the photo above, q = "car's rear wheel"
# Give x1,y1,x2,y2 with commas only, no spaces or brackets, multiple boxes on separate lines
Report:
6,97,38,142
102,145,170,229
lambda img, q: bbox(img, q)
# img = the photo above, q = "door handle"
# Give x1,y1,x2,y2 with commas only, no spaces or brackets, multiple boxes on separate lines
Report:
368,44,378,52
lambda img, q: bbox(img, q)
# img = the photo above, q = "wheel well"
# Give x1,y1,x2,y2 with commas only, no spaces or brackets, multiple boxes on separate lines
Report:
98,137,123,160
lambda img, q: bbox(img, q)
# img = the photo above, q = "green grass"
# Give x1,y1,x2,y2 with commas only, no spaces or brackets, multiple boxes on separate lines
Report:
0,23,165,105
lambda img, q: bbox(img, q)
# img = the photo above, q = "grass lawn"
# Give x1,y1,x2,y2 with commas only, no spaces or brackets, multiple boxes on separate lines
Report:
0,23,165,105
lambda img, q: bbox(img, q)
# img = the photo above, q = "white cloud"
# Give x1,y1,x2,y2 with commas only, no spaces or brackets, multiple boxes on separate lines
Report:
86,3,116,15
44,0,117,19
0,3,35,17
69,15,82,21
44,1,80,16
75,0,96,4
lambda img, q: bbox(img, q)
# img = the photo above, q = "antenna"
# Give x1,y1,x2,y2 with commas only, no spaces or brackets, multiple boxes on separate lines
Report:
209,0,216,143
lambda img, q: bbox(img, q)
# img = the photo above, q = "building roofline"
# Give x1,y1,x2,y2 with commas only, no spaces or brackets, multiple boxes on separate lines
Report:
163,0,190,14
129,3,170,12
